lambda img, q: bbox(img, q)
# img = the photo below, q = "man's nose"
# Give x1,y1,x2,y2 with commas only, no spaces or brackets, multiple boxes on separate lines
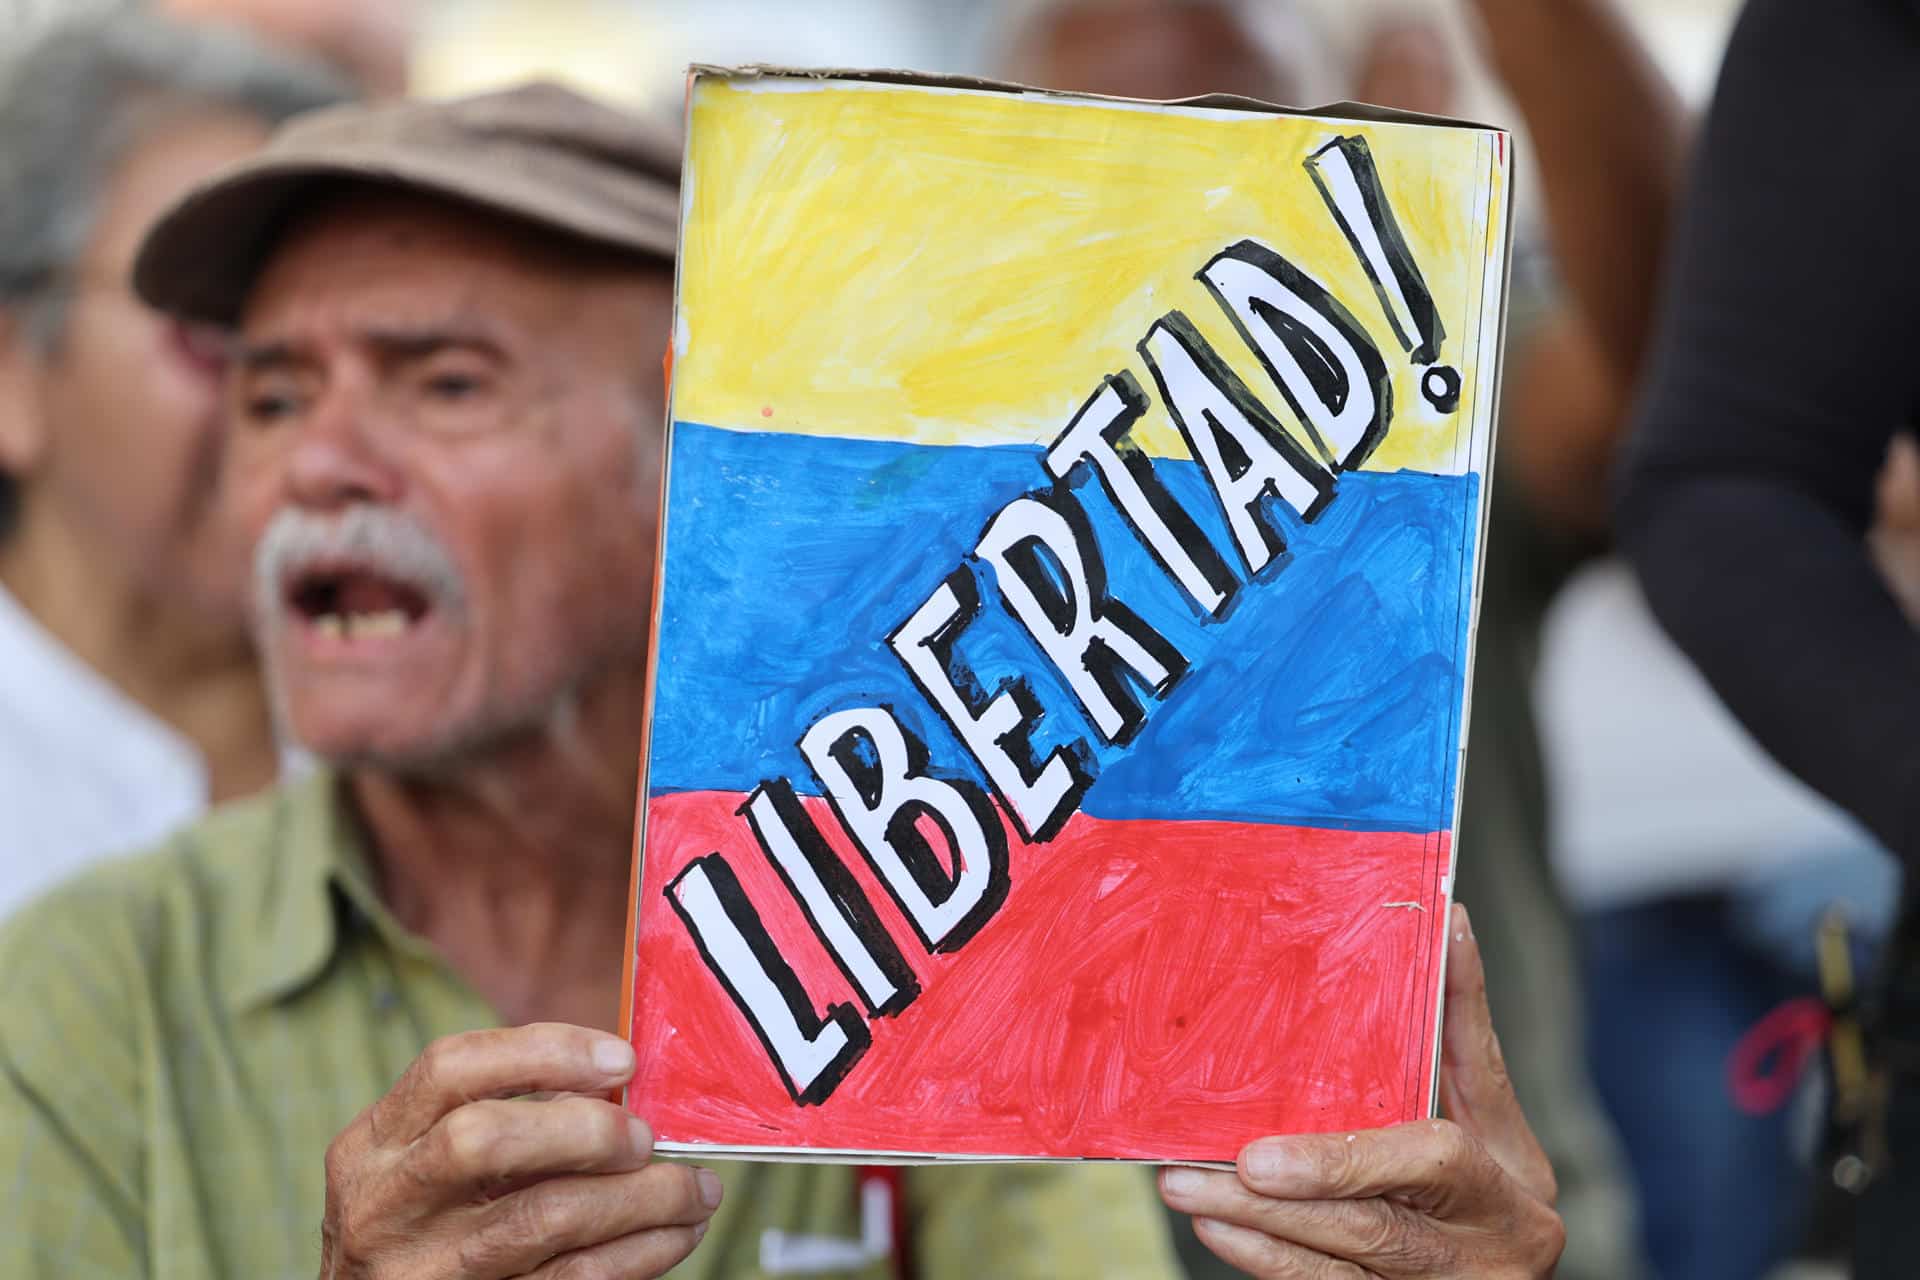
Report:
283,383,404,511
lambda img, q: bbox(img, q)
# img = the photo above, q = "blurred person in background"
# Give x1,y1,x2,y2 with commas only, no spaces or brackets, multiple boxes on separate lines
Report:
1540,548,1901,1280
1617,0,1920,1274
0,13,348,917
1542,246,1917,1280
0,79,1568,1280
1003,1,1678,1276
161,0,415,95
1001,0,1335,103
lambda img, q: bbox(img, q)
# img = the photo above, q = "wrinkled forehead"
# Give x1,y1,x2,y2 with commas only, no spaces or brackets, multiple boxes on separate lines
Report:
239,185,673,341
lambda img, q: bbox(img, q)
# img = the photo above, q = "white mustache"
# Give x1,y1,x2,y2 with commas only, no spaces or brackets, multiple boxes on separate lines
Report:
252,506,467,624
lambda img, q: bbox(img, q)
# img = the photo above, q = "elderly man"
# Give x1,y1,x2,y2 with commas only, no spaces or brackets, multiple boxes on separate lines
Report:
0,13,347,915
0,84,1563,1278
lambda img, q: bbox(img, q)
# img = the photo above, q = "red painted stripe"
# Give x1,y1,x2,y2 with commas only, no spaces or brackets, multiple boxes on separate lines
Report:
629,791,1450,1161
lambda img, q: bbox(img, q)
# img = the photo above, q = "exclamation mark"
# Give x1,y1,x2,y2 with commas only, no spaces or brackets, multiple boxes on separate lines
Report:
1305,136,1461,414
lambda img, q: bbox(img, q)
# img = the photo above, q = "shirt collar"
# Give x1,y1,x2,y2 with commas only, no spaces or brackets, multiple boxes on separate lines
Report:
230,767,442,1012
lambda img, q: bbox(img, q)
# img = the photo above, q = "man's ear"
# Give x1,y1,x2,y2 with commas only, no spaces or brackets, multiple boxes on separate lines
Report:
0,308,51,480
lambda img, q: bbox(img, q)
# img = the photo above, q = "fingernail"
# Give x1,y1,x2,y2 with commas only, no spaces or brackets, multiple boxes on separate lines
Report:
1161,1167,1205,1199
627,1116,653,1158
1194,1217,1255,1246
693,1220,709,1242
592,1038,635,1076
696,1167,724,1210
1243,1140,1308,1188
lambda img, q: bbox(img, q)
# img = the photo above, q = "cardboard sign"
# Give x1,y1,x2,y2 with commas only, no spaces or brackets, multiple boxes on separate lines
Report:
623,67,1513,1164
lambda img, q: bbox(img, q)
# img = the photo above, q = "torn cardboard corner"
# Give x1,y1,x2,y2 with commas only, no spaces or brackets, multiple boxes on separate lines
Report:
687,61,1506,132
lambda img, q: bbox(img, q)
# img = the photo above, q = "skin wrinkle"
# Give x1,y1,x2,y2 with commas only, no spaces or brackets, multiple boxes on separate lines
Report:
467,695,637,845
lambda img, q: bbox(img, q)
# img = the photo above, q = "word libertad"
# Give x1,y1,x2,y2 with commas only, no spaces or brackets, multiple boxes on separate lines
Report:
663,135,1465,1104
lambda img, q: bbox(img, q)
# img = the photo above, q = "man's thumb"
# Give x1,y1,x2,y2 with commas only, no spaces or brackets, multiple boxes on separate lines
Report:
1437,903,1556,1204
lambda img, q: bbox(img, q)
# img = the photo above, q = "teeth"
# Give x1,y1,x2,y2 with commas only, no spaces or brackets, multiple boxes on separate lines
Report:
307,610,411,640
349,609,410,639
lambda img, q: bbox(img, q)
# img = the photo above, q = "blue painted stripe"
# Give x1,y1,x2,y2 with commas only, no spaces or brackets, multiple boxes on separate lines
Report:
648,422,1478,832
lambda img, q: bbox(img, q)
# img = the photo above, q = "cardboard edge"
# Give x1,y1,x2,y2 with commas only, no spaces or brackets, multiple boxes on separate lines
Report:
644,68,1523,1155
618,76,703,1114
1424,129,1520,1118
688,62,1506,133
655,1140,1234,1171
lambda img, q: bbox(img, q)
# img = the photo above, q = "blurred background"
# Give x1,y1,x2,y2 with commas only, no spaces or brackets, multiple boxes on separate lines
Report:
0,0,1746,104
414,0,1743,119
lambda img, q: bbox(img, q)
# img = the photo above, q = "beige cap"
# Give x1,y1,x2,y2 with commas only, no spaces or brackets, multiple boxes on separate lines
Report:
134,80,681,325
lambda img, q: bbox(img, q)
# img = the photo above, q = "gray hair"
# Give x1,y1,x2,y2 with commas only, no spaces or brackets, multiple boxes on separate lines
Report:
0,9,348,537
0,9,350,350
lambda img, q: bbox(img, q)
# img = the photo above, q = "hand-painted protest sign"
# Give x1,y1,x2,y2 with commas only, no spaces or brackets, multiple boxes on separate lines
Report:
623,67,1513,1164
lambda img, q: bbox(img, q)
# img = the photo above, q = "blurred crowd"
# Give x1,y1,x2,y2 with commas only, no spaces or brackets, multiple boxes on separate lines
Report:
0,1,1913,1278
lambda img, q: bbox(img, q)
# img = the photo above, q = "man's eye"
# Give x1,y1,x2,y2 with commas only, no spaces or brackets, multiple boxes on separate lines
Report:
425,372,485,400
244,392,301,423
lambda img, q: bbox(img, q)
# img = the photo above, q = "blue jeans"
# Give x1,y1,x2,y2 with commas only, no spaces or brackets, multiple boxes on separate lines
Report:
1580,849,1899,1280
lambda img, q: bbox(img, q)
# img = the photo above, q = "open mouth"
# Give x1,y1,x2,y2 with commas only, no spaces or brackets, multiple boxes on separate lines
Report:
285,562,433,642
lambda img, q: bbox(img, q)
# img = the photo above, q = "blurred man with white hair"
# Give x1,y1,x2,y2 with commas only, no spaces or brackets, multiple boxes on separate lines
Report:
1005,2,1682,1277
0,13,348,916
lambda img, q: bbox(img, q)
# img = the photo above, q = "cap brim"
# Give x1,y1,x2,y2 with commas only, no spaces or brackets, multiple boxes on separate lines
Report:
134,145,679,327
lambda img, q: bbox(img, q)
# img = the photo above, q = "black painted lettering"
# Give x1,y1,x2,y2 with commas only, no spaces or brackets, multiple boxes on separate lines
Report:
799,706,1010,953
740,780,920,1017
975,488,1188,745
666,853,870,1105
888,568,1092,844
1045,371,1238,616
1198,239,1395,471
1304,136,1459,412
1139,310,1334,576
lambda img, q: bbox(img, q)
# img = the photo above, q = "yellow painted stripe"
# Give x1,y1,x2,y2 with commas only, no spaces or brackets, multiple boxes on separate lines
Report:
674,78,1505,475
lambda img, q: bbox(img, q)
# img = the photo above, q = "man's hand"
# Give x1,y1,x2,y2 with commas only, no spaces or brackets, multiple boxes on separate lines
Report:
318,1023,721,1279
1157,905,1565,1278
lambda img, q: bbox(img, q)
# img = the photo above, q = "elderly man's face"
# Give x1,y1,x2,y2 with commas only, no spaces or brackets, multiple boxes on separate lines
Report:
228,192,669,768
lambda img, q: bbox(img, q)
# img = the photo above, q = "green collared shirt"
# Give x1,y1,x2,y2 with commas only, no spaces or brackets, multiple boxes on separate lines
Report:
0,771,1179,1279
